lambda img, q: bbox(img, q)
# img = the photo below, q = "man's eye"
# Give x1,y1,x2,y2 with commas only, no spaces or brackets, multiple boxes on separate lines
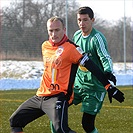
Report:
49,30,53,32
84,19,88,21
55,29,60,32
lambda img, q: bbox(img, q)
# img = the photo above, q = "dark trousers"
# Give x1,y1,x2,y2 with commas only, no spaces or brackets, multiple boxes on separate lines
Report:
10,93,71,133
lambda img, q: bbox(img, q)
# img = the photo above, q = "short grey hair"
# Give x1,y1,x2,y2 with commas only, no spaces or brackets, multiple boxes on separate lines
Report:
47,16,65,27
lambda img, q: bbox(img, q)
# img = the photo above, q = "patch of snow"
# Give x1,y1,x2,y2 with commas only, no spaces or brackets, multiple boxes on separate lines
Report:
0,61,133,90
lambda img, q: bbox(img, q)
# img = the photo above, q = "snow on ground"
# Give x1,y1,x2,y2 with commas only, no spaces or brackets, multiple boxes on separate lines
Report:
0,61,133,90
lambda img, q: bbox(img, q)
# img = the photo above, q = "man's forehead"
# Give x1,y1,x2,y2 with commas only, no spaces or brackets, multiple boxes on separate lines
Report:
77,14,90,19
47,21,63,29
77,14,89,17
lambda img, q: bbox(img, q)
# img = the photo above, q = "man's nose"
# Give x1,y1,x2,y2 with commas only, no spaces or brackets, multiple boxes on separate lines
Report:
79,21,84,26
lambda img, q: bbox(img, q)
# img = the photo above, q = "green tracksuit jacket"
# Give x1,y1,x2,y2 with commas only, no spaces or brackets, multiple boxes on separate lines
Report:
73,28,113,92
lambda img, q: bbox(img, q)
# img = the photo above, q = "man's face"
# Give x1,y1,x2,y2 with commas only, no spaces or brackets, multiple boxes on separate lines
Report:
47,20,66,44
77,14,94,36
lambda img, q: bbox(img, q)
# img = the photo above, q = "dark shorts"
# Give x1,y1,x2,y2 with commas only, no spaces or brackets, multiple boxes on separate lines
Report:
73,87,106,115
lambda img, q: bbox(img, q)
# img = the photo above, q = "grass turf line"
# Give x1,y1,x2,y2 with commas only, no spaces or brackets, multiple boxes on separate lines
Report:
0,86,132,133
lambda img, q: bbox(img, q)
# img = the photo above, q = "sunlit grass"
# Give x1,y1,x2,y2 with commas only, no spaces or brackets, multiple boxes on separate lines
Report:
0,86,132,133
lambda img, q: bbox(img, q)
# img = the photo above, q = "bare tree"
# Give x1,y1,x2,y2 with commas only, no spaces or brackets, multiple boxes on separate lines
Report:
1,0,132,62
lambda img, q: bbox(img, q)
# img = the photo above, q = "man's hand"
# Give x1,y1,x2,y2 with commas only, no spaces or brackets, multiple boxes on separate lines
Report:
105,72,116,85
106,84,125,103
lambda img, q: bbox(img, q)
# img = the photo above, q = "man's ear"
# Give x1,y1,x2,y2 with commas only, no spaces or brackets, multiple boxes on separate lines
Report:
64,27,66,33
92,18,95,22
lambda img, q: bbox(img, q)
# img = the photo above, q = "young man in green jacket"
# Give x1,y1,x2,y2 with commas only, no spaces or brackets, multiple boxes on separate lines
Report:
72,6,116,133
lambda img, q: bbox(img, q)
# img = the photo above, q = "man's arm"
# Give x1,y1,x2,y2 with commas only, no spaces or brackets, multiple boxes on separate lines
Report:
79,53,125,103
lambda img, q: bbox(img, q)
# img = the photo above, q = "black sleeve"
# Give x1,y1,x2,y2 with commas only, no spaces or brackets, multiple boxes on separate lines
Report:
79,54,110,86
66,63,79,100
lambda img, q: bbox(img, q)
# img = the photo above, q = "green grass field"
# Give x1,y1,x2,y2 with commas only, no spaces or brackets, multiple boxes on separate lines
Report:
0,86,133,133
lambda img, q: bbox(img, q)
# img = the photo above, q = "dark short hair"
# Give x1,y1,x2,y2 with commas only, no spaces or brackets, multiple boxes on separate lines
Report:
77,7,94,19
